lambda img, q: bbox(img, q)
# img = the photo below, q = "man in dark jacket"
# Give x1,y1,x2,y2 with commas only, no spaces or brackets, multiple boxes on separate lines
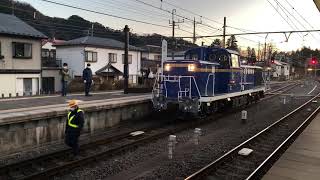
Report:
82,63,93,96
65,100,84,157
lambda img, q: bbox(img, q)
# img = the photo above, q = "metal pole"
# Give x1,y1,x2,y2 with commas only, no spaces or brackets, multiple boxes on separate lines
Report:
11,1,15,15
171,9,176,60
258,42,261,61
222,17,226,48
124,25,130,94
264,34,268,64
193,17,196,44
91,24,94,37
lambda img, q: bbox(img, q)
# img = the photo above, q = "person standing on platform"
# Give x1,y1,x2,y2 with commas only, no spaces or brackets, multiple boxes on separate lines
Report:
82,63,93,96
65,100,84,158
60,63,70,96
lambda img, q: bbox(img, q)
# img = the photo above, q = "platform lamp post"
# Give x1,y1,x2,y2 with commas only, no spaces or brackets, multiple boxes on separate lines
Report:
124,25,130,94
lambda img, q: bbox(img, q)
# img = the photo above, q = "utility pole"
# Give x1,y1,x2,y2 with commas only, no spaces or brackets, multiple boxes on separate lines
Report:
264,34,269,65
193,17,196,44
91,24,94,37
222,17,226,48
258,42,261,61
169,9,183,60
123,25,130,94
11,0,15,15
193,17,202,44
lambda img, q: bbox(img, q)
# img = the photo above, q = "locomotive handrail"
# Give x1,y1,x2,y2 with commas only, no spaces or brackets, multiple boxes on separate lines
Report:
177,75,202,100
153,74,202,101
205,73,215,96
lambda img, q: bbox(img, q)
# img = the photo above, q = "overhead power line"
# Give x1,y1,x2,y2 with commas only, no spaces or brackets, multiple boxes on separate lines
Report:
131,0,221,31
40,0,170,28
283,0,317,30
175,29,320,38
162,0,266,34
161,0,222,25
267,0,303,39
282,0,320,39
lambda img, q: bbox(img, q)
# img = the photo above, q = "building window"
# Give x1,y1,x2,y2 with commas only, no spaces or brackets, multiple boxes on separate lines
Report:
85,51,97,62
122,54,132,64
154,55,161,61
12,42,32,58
50,50,56,59
109,53,117,63
42,49,50,58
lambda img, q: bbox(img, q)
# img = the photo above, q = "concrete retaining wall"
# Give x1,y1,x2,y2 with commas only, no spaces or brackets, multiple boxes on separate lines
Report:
0,100,152,155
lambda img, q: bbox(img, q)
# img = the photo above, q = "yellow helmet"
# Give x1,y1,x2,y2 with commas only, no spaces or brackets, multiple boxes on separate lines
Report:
68,99,78,107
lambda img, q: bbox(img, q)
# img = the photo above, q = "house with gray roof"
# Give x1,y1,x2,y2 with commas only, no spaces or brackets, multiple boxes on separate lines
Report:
0,13,47,97
55,36,142,84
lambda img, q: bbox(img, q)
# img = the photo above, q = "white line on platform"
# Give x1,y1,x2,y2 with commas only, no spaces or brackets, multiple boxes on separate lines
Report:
0,91,123,102
308,85,318,95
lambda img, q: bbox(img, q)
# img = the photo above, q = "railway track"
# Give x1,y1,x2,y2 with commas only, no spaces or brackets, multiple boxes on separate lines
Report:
184,92,320,180
263,82,299,99
0,82,300,180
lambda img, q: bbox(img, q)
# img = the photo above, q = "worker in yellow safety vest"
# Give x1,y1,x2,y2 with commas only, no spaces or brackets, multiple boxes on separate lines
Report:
65,99,84,157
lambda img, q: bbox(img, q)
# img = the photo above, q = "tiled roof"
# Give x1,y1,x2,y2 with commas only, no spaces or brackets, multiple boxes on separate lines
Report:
56,36,142,51
0,13,47,39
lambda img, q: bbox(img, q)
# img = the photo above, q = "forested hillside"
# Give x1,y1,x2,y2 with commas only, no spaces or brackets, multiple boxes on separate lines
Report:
0,0,196,49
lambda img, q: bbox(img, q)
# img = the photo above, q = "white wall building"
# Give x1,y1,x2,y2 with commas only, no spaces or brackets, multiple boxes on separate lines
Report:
272,60,290,80
0,13,46,97
55,36,142,84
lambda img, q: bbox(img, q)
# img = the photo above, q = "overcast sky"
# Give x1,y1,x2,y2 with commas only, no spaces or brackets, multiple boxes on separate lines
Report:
19,0,320,51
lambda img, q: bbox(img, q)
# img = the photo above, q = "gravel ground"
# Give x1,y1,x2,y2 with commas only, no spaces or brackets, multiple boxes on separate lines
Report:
51,80,320,180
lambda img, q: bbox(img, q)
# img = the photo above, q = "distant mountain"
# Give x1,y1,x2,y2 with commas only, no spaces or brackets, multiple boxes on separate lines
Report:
0,0,197,50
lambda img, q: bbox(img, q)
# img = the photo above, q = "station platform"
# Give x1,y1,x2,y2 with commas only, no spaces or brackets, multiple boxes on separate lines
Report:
263,113,320,180
0,90,149,111
0,90,151,125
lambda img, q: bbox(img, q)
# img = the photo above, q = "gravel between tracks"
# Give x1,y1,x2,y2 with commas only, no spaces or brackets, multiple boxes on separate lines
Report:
51,81,320,180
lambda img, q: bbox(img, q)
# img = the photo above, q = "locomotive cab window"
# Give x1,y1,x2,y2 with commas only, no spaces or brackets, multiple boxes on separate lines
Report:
218,54,229,68
231,54,240,68
186,53,198,60
208,54,216,62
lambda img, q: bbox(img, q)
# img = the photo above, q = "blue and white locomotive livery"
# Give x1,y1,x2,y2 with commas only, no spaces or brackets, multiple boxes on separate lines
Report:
152,46,266,115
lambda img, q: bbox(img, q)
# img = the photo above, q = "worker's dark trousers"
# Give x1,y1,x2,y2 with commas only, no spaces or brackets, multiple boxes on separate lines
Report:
61,81,68,96
85,82,92,96
65,132,80,156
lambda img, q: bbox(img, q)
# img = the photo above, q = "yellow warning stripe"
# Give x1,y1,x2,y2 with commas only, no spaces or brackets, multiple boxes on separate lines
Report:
165,63,242,73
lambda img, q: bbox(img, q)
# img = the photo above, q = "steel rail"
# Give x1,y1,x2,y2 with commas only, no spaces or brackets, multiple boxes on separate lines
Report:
185,92,320,180
245,105,320,180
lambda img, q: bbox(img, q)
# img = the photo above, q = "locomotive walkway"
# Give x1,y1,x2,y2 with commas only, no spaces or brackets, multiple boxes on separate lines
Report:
263,113,320,180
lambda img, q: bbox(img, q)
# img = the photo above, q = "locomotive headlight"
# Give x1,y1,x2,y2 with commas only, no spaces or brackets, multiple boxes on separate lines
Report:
164,64,171,71
188,64,196,72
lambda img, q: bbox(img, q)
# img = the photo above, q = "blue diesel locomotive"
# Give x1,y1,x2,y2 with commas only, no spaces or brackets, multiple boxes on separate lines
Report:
152,46,266,115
